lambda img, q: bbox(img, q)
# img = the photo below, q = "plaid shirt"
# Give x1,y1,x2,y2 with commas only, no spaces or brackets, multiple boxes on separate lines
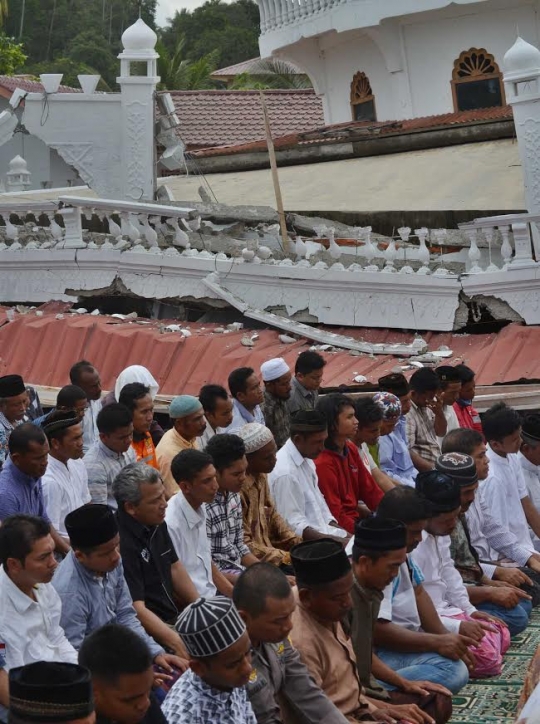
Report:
261,390,290,449
206,489,250,571
240,473,301,566
405,401,440,467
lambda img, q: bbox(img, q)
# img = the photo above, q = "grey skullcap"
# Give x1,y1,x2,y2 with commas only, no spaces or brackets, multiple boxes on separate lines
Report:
175,596,246,658
435,452,478,486
237,422,274,454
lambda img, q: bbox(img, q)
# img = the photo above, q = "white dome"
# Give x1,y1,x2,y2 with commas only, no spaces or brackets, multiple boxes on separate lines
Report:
121,18,157,52
8,155,28,173
504,37,540,75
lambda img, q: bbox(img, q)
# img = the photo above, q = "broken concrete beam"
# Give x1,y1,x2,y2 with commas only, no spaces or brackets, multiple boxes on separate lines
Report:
166,201,279,225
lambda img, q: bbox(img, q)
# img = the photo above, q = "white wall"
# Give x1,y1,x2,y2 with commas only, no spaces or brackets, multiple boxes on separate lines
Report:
276,0,540,125
0,98,81,190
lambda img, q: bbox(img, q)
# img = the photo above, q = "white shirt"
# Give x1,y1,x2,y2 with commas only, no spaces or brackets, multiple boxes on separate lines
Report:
82,399,101,454
165,491,217,598
197,423,226,451
480,447,532,556
269,439,347,538
411,531,476,633
0,567,77,670
360,443,377,472
41,456,91,539
437,405,460,446
379,558,423,632
518,451,540,550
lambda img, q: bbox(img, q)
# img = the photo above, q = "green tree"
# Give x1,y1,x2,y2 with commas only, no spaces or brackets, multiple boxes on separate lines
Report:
67,30,118,87
160,0,259,69
0,32,26,73
230,58,312,89
0,0,8,28
157,36,219,90
24,58,111,89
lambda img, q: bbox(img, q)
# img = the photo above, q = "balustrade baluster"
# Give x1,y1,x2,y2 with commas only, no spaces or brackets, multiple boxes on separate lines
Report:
510,222,537,268
499,225,513,268
466,228,482,273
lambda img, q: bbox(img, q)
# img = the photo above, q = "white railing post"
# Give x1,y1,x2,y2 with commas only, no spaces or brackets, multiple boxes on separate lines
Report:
58,206,86,249
510,222,537,268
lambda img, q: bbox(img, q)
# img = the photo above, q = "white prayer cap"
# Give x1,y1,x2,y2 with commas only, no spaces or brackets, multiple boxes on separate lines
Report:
175,597,246,658
237,422,274,454
261,357,290,382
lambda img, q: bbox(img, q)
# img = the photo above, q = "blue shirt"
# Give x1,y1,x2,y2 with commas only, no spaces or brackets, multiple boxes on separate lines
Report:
53,551,163,658
378,416,417,487
0,458,50,522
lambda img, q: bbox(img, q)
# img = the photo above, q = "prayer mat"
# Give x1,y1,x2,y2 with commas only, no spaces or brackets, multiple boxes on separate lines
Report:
450,609,540,724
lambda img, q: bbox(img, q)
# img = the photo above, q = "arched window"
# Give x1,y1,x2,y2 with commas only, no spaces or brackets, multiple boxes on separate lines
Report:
451,48,505,112
350,72,377,122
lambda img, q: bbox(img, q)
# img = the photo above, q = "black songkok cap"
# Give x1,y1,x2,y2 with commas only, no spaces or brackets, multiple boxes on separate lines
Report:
435,452,478,486
65,504,118,549
291,539,350,586
9,662,94,722
43,411,79,437
522,414,540,444
353,517,407,555
290,409,327,433
416,470,461,514
378,373,409,398
0,374,25,398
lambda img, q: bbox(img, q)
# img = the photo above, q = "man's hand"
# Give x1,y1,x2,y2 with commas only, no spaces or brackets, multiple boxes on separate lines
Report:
370,707,397,723
459,620,487,643
434,633,477,664
427,393,444,415
400,679,452,698
375,703,433,724
488,586,531,609
471,610,507,630
494,567,532,587
527,556,540,574
154,653,189,674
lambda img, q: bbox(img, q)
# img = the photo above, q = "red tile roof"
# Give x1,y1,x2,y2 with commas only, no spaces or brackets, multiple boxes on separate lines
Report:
168,89,325,149
211,57,303,78
190,104,514,158
0,75,78,100
0,307,538,396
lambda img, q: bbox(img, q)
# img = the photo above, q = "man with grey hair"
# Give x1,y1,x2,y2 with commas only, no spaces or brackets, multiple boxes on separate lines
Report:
113,462,199,656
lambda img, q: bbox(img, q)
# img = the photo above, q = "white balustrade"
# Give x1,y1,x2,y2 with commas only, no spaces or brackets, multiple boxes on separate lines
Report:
415,227,431,274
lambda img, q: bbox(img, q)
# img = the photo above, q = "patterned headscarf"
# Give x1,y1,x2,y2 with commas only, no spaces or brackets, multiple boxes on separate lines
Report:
372,391,401,419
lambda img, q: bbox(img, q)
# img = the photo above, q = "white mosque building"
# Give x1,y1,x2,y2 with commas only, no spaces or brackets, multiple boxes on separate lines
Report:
257,0,539,125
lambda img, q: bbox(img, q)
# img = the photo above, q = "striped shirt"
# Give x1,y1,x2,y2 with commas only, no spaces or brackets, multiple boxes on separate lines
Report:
84,440,136,508
206,489,250,571
405,402,440,467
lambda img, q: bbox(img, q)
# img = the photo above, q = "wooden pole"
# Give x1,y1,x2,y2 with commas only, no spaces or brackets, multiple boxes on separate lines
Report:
259,91,289,253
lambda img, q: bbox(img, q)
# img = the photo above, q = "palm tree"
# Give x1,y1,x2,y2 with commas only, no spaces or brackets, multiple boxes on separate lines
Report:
229,57,312,90
157,36,219,90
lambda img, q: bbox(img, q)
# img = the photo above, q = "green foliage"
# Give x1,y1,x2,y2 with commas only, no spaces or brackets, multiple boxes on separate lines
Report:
0,0,8,29
24,58,112,90
0,32,26,74
157,35,219,90
229,58,312,89
159,0,259,69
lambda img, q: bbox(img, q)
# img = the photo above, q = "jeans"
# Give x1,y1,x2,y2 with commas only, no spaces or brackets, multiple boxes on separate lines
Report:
476,599,532,637
375,648,470,694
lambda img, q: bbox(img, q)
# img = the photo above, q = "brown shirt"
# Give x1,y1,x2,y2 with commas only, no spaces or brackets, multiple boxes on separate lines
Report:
344,576,389,702
156,428,198,498
240,473,301,565
290,592,371,723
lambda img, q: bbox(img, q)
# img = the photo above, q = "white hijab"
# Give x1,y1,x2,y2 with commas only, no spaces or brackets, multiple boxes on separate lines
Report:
115,365,159,401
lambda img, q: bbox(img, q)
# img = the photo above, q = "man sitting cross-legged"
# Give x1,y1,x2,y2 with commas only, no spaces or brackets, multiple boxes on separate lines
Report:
162,597,256,724
290,537,452,724
411,471,510,678
347,517,453,724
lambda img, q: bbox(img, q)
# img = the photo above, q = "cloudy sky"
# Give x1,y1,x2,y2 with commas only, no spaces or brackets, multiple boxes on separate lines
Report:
156,0,209,25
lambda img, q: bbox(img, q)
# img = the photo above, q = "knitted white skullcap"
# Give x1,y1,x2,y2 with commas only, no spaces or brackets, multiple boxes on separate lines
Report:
175,597,246,658
237,422,274,454
260,358,290,382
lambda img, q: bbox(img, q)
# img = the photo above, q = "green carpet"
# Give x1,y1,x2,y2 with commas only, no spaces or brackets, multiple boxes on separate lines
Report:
450,609,540,724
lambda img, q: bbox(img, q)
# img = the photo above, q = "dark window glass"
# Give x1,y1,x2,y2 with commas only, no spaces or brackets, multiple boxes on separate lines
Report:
353,99,376,122
456,78,503,111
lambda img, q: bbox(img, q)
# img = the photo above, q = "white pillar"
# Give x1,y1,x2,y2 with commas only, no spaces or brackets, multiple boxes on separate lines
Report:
117,19,160,202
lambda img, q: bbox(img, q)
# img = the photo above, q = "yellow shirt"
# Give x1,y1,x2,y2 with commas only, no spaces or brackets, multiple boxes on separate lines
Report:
156,428,198,498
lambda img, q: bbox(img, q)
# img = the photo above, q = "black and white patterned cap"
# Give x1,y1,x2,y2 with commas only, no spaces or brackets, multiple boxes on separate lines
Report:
175,596,246,658
435,452,478,486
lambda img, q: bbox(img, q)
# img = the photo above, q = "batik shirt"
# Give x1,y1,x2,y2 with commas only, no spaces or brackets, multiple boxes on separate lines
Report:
261,390,290,450
162,668,257,724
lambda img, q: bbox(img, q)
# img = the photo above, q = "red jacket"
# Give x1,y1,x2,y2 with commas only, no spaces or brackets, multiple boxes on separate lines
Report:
315,441,384,534
453,401,483,435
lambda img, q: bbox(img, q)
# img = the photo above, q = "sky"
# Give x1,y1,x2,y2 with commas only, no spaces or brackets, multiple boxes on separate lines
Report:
156,0,208,25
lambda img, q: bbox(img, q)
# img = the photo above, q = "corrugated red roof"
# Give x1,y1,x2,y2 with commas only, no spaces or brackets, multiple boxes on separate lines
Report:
0,75,78,99
169,89,325,149
190,104,514,158
0,308,538,394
